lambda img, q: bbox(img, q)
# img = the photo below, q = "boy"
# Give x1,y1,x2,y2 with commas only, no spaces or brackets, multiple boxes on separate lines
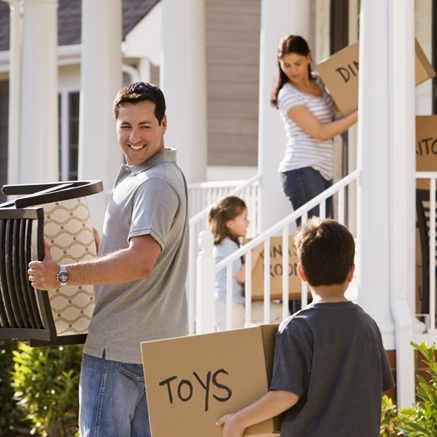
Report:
216,217,394,437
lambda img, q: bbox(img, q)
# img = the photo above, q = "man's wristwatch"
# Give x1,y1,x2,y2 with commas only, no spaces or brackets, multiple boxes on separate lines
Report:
56,265,70,286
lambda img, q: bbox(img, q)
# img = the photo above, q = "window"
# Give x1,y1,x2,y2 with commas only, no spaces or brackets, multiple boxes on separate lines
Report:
0,81,8,203
59,91,79,181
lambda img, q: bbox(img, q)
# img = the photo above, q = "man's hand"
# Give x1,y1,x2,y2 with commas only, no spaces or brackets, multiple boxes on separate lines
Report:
28,241,60,290
216,413,246,437
93,228,101,253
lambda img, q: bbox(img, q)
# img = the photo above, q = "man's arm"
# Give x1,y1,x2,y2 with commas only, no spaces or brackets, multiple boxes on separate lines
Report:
28,234,161,290
216,390,298,437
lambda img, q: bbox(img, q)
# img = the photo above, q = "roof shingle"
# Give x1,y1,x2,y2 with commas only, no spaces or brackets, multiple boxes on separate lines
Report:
0,0,159,52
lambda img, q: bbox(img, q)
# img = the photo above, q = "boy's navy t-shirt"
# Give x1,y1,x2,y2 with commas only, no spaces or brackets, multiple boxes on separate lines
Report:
270,301,394,437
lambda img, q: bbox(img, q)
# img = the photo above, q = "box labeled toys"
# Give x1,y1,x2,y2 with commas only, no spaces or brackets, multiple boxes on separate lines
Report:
141,325,281,437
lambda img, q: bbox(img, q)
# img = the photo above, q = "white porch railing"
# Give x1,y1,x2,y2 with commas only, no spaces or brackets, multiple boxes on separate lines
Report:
195,169,361,334
415,172,437,332
187,173,261,335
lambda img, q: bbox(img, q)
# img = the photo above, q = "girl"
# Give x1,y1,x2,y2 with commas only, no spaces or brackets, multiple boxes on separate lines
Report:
209,196,284,331
271,35,358,226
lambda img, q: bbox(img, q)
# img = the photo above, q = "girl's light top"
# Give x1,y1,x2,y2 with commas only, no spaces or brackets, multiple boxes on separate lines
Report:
213,237,245,304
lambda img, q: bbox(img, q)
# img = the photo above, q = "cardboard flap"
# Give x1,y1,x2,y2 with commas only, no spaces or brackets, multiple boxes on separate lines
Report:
415,39,436,86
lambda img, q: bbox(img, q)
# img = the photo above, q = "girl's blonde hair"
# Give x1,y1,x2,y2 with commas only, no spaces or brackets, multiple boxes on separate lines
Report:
208,196,247,245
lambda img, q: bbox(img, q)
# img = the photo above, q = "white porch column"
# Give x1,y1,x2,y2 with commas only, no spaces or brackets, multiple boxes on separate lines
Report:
258,0,311,232
5,0,22,187
357,1,393,338
388,0,416,408
79,0,123,233
288,1,311,41
358,0,415,407
19,0,58,183
160,0,207,183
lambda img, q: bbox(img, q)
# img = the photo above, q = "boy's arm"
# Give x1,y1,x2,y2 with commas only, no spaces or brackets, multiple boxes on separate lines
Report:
216,389,299,437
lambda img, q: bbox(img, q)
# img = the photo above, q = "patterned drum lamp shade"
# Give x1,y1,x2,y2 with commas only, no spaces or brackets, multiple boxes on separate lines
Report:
43,197,97,337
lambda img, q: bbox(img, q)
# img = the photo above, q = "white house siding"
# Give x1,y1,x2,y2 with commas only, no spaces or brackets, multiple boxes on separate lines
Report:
205,0,261,167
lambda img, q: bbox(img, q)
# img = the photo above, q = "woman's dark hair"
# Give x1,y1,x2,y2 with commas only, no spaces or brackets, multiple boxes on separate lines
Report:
270,35,313,108
209,196,247,245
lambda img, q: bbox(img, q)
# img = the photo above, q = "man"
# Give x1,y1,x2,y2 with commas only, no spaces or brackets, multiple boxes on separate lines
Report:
28,82,189,436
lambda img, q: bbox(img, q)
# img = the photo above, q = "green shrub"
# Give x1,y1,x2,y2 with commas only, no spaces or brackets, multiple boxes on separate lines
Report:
12,343,82,437
0,339,29,436
397,341,437,436
381,395,405,436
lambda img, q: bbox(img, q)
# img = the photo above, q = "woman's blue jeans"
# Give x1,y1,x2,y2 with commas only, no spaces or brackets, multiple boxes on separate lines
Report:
280,167,333,227
79,352,151,437
281,167,331,312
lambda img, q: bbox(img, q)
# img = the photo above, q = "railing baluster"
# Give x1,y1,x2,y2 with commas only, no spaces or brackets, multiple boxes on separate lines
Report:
188,231,196,335
282,226,289,321
245,249,252,328
301,279,308,308
338,187,345,225
320,200,326,219
429,178,436,331
264,237,271,324
226,264,233,331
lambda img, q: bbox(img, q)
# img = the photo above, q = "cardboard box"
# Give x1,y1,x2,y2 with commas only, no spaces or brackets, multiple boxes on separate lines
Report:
416,115,437,190
315,39,436,116
141,325,281,437
244,236,302,301
315,41,360,116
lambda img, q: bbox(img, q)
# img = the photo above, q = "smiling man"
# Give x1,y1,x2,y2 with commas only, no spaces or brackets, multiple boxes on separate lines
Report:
28,83,189,437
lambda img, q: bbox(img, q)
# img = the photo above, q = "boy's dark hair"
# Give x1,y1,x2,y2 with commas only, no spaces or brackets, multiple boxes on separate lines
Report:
113,82,166,124
294,217,355,286
208,196,247,245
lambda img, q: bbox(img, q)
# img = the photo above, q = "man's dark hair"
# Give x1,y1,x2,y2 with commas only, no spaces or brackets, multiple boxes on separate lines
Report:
294,217,355,286
113,82,166,124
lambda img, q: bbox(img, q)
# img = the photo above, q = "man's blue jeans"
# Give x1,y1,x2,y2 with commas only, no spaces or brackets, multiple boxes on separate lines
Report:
281,166,333,227
79,352,151,437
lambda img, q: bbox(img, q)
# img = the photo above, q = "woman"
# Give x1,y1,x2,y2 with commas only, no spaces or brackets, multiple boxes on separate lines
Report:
271,35,358,226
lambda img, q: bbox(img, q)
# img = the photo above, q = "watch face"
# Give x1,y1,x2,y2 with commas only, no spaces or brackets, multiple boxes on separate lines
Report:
58,271,69,283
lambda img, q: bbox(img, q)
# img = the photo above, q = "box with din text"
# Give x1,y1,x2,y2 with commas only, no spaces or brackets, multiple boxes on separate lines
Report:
315,39,436,116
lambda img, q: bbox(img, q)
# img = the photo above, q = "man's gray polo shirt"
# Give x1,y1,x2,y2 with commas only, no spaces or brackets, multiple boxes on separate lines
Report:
83,148,188,364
